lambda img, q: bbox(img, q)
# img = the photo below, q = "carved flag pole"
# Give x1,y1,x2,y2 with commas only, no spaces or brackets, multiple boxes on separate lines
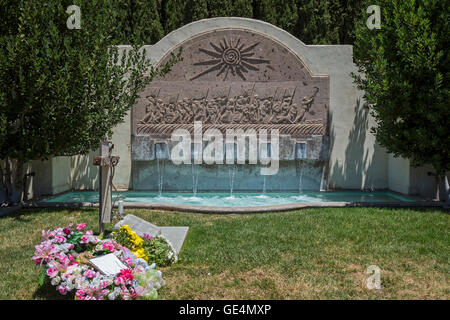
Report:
270,87,279,117
249,83,256,104
289,86,297,105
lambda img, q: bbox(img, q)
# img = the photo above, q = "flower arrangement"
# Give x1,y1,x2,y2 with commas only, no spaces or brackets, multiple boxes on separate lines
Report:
114,225,147,262
142,234,178,267
32,222,165,300
113,225,178,267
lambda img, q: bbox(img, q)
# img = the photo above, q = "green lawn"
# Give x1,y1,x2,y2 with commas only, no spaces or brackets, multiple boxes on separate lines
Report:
0,207,448,299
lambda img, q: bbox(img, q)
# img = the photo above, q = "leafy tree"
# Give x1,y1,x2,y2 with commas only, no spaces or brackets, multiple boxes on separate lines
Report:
253,0,278,27
328,0,367,44
184,0,209,24
130,0,164,44
0,0,180,203
163,0,185,33
352,0,450,201
231,0,253,17
206,0,233,17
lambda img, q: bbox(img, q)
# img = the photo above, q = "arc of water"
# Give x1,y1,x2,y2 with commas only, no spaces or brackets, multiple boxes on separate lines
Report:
156,156,163,197
191,163,199,196
298,163,304,194
229,167,236,197
263,176,267,194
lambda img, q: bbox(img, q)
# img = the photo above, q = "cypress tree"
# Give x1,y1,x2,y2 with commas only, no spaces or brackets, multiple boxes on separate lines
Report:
163,0,185,33
184,0,209,23
231,0,253,17
207,0,233,17
275,0,299,36
253,0,277,26
132,0,164,44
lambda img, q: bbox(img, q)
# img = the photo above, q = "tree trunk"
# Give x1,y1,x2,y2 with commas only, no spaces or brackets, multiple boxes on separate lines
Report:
11,159,24,203
443,174,450,204
0,159,6,203
434,175,440,201
4,157,13,203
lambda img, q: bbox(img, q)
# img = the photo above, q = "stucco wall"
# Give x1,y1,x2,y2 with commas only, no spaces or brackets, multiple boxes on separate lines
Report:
26,156,72,198
388,155,410,194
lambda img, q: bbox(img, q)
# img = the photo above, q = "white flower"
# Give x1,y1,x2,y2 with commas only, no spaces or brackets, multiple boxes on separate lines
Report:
51,276,61,286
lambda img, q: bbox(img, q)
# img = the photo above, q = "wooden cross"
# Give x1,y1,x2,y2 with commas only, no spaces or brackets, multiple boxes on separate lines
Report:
93,141,120,234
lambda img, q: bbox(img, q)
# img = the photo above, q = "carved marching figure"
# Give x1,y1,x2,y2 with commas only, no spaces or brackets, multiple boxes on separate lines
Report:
178,98,192,123
219,87,234,123
140,95,157,124
293,86,319,123
165,93,180,123
140,87,162,124
205,97,218,123
276,87,297,123
246,94,260,123
233,92,250,123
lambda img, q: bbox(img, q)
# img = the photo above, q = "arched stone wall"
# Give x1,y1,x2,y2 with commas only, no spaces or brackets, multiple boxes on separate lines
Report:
109,18,388,189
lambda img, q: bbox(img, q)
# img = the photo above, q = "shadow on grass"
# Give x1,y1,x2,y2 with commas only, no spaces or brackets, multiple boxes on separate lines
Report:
0,207,97,220
32,280,73,300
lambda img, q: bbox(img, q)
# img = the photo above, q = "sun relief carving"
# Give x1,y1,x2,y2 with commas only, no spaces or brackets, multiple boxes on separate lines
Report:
190,38,270,81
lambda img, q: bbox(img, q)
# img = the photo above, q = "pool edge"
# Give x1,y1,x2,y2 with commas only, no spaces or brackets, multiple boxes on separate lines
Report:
24,199,446,214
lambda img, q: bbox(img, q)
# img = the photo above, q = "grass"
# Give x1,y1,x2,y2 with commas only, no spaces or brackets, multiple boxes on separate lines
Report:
0,207,448,299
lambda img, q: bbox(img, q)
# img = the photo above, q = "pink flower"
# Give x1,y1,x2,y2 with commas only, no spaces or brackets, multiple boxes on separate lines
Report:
41,230,49,241
114,277,124,286
63,228,71,235
119,269,134,281
76,288,85,300
76,223,86,231
120,287,132,300
54,236,66,244
102,242,115,252
143,234,154,242
46,267,58,278
80,236,89,244
57,285,68,295
83,269,97,279
124,257,133,267
31,241,59,265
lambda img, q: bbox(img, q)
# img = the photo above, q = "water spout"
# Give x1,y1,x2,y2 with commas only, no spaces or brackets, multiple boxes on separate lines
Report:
155,143,168,196
155,143,169,160
262,176,267,194
191,163,199,196
156,158,164,196
295,143,307,194
228,167,236,197
298,164,304,193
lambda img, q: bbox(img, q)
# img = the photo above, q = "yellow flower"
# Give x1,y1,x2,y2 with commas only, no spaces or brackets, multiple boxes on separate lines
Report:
119,224,148,262
120,224,130,230
133,248,148,262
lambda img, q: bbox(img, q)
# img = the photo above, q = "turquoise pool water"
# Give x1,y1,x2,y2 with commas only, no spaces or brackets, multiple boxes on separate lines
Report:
43,191,414,207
